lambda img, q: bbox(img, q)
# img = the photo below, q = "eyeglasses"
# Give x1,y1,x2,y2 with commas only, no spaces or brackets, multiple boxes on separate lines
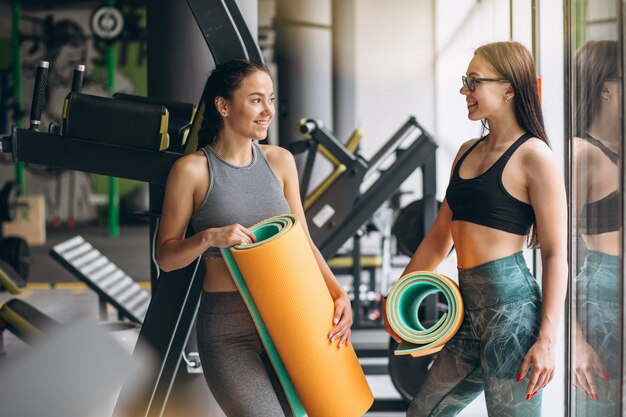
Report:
461,75,510,92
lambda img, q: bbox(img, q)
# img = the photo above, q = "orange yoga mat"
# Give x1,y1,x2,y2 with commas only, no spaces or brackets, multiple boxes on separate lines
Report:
221,214,373,417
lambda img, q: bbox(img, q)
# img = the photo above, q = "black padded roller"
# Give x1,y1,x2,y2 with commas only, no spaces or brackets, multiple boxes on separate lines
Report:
29,61,49,131
71,64,85,93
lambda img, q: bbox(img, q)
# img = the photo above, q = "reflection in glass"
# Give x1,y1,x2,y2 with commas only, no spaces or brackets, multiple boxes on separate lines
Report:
572,39,622,416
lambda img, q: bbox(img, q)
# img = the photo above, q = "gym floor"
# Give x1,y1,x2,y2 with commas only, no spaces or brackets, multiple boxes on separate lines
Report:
2,224,487,417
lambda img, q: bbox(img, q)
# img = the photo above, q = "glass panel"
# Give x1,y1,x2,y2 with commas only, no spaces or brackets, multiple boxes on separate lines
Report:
570,0,622,416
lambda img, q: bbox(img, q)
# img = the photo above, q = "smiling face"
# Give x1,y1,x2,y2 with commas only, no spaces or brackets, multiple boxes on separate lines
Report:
220,70,275,141
460,54,513,121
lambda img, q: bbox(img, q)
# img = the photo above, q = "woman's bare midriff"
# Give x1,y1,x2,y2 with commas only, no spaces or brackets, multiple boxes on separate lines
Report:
582,232,621,257
452,221,527,269
202,258,239,292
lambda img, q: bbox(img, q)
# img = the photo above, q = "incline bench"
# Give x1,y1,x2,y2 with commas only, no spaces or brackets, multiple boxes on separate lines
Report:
49,236,150,324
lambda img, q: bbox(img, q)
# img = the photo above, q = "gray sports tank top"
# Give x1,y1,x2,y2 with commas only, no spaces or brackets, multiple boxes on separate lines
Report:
190,141,291,259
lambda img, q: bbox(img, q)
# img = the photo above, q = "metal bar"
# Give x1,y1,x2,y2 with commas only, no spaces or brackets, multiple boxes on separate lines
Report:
6,128,180,185
106,0,119,238
222,0,264,63
301,141,318,201
422,155,437,242
185,0,251,63
305,120,359,167
365,117,420,180
98,297,108,321
564,1,573,415
113,259,204,417
531,0,540,72
320,132,437,259
352,231,362,326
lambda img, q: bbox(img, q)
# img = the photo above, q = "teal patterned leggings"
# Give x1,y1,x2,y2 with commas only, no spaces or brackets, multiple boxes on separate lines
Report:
408,252,542,417
574,250,619,416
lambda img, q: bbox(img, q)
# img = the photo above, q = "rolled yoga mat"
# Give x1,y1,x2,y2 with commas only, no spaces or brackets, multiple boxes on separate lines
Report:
221,214,373,417
386,271,464,357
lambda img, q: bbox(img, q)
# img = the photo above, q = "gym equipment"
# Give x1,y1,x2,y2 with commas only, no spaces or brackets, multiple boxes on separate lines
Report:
0,259,26,293
29,61,48,131
62,92,171,151
0,261,58,355
71,64,85,93
385,271,463,357
393,198,443,257
221,214,373,417
0,237,30,279
113,93,197,149
295,117,438,260
328,252,383,326
0,299,60,343
49,235,151,324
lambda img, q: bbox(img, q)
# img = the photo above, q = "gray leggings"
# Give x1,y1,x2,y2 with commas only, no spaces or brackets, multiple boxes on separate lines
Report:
196,291,292,417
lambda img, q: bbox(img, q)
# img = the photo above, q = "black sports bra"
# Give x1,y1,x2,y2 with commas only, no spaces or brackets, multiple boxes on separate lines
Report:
580,134,619,235
445,133,535,235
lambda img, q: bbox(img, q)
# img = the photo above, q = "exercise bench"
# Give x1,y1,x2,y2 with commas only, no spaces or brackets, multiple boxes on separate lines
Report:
49,236,150,324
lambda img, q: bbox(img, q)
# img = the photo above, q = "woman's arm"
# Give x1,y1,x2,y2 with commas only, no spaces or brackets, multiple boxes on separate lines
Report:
400,138,479,274
383,139,478,340
264,145,353,347
401,200,454,274
517,139,568,398
155,153,255,272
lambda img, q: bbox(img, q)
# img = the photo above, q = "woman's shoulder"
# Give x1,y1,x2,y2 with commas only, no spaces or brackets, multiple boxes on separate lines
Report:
572,135,607,162
519,137,553,162
169,150,209,178
259,143,296,165
517,137,559,178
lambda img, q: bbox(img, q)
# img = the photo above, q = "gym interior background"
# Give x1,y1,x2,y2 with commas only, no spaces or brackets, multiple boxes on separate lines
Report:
0,0,621,416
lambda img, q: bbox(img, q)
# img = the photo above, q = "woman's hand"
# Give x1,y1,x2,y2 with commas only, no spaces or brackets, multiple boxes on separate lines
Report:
574,337,608,400
208,224,257,248
517,337,556,399
328,292,353,348
382,297,402,343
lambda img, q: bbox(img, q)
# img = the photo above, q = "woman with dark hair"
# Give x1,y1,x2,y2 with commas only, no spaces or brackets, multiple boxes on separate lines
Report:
385,41,567,416
155,59,352,416
572,40,621,415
